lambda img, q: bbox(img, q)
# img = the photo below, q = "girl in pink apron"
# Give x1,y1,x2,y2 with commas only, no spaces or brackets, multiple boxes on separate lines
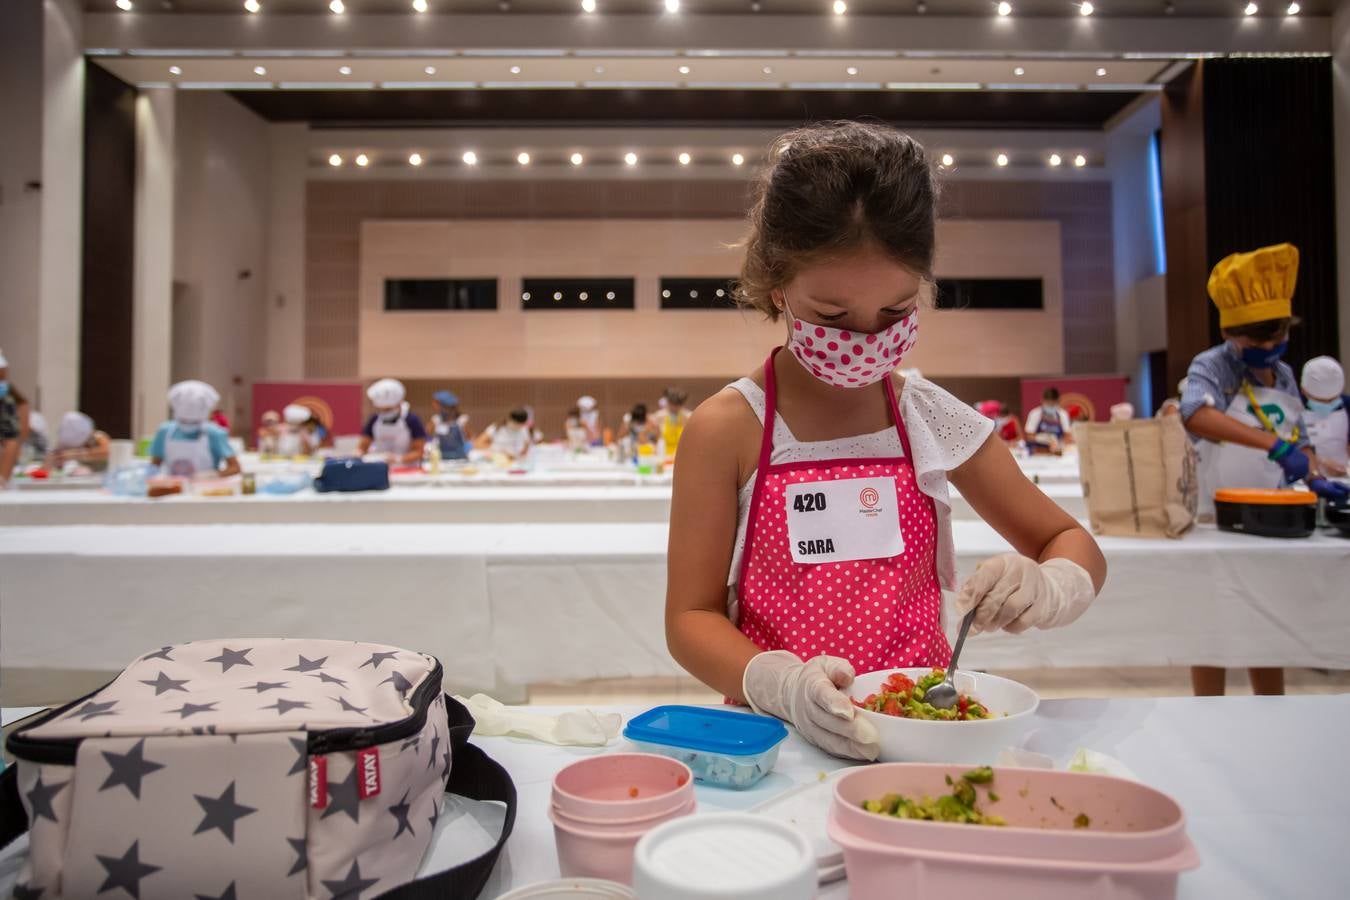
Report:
665,122,1106,761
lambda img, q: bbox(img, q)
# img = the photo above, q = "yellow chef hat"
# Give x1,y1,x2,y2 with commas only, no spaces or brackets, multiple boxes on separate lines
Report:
1206,242,1299,329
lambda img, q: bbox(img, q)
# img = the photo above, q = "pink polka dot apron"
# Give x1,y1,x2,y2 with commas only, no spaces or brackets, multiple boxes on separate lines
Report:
736,348,951,675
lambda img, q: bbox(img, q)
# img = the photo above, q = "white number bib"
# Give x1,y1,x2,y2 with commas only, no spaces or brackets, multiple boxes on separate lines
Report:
785,476,903,565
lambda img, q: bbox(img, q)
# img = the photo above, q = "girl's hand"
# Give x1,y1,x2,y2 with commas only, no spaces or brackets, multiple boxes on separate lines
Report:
955,554,1096,635
742,651,880,761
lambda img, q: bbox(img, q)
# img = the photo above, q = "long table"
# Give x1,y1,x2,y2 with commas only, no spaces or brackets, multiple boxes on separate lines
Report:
3,520,1347,695
3,696,1347,899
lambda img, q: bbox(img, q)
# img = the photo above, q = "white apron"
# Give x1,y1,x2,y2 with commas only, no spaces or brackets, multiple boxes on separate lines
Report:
162,428,215,477
371,411,412,456
275,428,304,457
1196,382,1303,517
1306,405,1349,472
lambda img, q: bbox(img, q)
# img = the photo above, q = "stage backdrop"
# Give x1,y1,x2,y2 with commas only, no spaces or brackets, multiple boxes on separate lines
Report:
1020,375,1128,424
252,382,365,440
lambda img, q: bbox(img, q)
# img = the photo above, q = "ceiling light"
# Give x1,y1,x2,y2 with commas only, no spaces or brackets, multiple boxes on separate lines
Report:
1286,1,1299,11
1014,66,1025,76
916,0,927,10
752,1,761,9
997,1,1012,15
1049,153,1062,167
582,0,597,9
1074,154,1087,167
462,151,478,165
1243,1,1257,14
571,152,584,166
499,0,510,9
762,66,774,75
413,0,429,9
328,154,342,167
995,153,1009,167
1080,1,1094,14
253,65,267,76
517,152,531,165
169,65,182,75
424,66,437,75
940,153,954,167
732,153,745,166
355,153,369,167
833,0,848,13
409,153,423,166
846,66,860,76
593,65,606,74
329,0,345,12
244,0,261,12
678,152,692,165
510,65,522,74
665,0,679,11
116,0,132,9
624,152,639,166
678,65,691,75
339,65,352,75
1164,1,1175,12
1096,67,1107,77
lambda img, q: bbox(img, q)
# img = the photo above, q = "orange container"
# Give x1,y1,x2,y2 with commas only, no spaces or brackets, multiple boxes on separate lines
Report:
1213,488,1315,538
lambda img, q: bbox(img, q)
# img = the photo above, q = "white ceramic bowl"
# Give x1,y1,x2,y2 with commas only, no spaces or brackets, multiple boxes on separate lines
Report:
849,667,1039,765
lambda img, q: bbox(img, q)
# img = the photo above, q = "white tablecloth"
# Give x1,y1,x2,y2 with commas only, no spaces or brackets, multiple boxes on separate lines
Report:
3,521,1348,693
5,696,1346,899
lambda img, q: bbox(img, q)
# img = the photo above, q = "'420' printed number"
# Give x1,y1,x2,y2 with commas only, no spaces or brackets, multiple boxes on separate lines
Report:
792,492,827,513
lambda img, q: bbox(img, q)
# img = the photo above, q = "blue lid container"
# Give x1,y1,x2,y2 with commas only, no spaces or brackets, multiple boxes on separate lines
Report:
624,706,788,757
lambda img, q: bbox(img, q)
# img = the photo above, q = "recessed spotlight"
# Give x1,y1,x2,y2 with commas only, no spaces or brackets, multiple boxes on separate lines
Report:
509,65,523,75
624,152,638,166
995,153,1009,167
253,65,267,76
606,291,616,300
678,152,692,165
833,0,847,13
732,153,745,166
580,292,589,301
846,66,860,76
582,0,597,10
424,66,437,75
1049,153,1062,167
517,152,531,165
553,292,563,301
1013,66,1025,76
997,1,1012,15
1079,1,1094,14
1286,0,1299,11
116,0,132,9
940,153,954,167
339,65,352,76
916,0,927,11
329,0,345,12
169,65,182,76
665,0,679,11
522,292,531,301
678,65,691,75
751,0,762,9
244,0,261,11
413,0,429,10
328,154,343,167
409,152,423,167
355,153,369,167
499,0,510,9
662,289,672,299
462,151,478,166
571,152,584,166
1164,1,1175,12
1096,67,1107,77
1074,154,1087,167
1243,1,1257,14
762,66,774,75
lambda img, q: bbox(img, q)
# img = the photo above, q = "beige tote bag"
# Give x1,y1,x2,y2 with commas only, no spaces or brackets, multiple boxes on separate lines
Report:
1075,417,1198,538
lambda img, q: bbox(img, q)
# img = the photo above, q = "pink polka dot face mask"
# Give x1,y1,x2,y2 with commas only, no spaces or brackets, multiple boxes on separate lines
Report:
782,293,919,389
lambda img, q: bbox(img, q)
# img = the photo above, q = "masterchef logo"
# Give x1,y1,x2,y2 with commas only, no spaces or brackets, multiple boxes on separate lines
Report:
859,487,881,510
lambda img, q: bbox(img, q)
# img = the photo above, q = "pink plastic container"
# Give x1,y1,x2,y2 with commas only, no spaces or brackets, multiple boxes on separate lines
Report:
828,764,1200,900
551,754,696,884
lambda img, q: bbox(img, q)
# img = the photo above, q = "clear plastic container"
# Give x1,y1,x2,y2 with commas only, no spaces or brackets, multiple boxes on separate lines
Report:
622,706,788,790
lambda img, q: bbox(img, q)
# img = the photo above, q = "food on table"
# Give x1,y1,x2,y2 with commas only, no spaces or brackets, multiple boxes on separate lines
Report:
854,669,992,721
863,767,1006,826
629,786,640,798
1074,813,1091,829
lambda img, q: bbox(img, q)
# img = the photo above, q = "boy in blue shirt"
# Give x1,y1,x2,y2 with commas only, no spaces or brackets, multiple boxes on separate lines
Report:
150,380,240,477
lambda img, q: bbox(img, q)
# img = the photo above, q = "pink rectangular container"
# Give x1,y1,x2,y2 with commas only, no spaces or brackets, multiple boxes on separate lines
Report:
827,764,1200,900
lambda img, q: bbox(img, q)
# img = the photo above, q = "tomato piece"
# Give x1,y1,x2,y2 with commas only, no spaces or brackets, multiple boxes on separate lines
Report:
883,698,902,717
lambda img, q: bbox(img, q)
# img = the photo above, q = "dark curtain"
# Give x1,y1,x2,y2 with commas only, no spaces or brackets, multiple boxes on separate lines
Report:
80,64,137,438
1202,58,1338,372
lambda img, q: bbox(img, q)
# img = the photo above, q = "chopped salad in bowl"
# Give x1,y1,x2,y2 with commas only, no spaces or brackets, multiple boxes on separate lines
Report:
853,669,992,722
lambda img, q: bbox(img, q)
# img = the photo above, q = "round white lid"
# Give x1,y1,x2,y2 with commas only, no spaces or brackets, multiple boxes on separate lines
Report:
633,813,816,900
495,878,635,900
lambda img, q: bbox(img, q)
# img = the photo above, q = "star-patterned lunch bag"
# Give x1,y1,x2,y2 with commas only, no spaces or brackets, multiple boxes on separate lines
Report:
1,638,516,900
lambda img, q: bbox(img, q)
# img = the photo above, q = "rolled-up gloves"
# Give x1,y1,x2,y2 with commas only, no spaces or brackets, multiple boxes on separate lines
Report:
742,651,879,761
955,554,1097,635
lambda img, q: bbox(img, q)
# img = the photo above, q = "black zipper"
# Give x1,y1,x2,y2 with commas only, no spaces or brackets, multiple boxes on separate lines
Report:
6,660,443,765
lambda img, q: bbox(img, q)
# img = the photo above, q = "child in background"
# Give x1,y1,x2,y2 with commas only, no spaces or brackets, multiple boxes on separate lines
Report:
358,378,427,465
151,380,240,477
47,412,111,470
256,410,282,454
430,390,472,461
1025,387,1073,454
476,408,533,461
1301,356,1348,477
0,349,31,487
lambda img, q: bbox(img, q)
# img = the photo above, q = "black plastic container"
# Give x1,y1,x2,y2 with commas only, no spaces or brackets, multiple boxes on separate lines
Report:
1214,488,1316,538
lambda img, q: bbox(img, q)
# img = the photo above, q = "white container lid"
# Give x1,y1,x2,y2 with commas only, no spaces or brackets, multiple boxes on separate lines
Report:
633,813,816,900
495,878,636,900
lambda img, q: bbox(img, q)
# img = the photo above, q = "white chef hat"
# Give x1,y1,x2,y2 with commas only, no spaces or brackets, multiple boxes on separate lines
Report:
0,347,8,368
58,411,94,448
1301,356,1344,400
1109,402,1135,422
283,403,310,425
168,380,220,423
577,395,597,412
367,377,406,407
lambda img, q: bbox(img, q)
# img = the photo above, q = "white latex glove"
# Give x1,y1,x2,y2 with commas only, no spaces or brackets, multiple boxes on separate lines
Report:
742,650,879,761
454,693,621,747
955,554,1096,635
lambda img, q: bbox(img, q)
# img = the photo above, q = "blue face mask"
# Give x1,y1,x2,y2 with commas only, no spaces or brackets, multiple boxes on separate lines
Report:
1239,341,1287,370
1307,398,1344,414
0,380,9,398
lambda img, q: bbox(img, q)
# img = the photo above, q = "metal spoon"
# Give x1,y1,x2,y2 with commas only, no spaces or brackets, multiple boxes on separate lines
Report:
925,610,975,711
